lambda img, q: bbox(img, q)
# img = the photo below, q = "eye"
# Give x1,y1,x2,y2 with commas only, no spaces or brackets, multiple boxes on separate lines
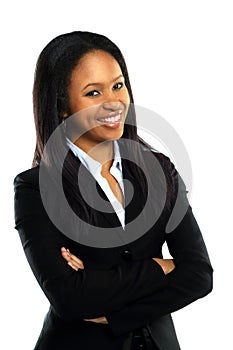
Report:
85,90,100,97
113,82,124,90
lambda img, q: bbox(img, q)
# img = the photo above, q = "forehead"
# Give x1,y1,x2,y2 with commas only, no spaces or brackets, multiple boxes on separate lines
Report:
71,50,122,83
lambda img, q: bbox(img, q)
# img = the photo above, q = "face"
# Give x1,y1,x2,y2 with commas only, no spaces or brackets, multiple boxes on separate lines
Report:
66,50,130,150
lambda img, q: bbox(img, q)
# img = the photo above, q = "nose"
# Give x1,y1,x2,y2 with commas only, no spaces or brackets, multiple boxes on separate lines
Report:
102,100,122,112
101,90,123,111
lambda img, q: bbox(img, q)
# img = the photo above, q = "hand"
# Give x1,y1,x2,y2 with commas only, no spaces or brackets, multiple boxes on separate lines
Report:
61,247,84,271
152,258,175,275
83,316,108,324
61,248,107,324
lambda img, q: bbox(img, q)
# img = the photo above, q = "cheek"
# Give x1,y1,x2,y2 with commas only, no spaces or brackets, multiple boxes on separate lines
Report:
69,98,94,116
124,92,130,112
73,105,100,126
120,88,130,105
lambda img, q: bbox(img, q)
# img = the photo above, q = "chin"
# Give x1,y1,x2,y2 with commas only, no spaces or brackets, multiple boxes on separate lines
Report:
97,128,124,141
103,132,124,141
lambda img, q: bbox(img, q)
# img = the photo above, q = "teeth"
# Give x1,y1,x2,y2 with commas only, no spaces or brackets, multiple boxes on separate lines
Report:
98,114,121,123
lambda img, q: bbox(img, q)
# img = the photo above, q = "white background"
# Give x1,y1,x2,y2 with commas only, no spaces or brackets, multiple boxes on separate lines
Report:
1,1,232,349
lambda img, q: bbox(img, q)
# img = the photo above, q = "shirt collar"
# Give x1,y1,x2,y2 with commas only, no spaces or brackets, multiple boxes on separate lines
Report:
66,138,122,177
112,140,122,173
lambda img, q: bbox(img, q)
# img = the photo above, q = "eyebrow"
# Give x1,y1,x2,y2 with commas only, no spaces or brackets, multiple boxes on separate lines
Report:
82,74,124,92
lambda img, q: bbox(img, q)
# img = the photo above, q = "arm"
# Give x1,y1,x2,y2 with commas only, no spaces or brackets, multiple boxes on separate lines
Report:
107,205,213,335
14,171,168,322
105,158,213,335
60,249,175,325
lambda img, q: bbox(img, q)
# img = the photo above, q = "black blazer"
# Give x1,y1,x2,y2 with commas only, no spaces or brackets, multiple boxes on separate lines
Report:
14,147,213,350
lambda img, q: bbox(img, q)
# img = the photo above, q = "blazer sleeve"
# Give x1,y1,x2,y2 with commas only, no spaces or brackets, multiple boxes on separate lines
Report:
106,158,213,336
14,170,168,322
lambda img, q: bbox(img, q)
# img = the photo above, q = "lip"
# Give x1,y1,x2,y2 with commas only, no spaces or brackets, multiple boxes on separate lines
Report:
96,109,123,121
95,110,124,129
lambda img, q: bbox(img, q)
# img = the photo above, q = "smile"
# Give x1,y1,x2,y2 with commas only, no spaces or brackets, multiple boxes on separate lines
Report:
97,114,121,123
96,110,123,129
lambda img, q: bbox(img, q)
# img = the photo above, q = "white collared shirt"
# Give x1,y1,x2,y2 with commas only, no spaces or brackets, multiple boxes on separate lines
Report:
66,139,125,229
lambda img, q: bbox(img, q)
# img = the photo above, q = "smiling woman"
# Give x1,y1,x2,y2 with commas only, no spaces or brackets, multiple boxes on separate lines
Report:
14,31,213,350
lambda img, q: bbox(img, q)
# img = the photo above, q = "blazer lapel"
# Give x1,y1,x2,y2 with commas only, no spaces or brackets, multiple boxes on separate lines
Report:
76,162,122,229
121,157,146,226
95,181,123,228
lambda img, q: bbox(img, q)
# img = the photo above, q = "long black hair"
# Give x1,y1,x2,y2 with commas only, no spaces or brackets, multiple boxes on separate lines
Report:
33,31,173,226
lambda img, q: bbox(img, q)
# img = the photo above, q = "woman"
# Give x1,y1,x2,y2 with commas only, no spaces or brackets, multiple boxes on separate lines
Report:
14,31,213,349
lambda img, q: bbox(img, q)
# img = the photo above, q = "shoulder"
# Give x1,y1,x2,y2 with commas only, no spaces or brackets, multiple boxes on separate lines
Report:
141,146,177,179
14,166,40,191
140,147,181,207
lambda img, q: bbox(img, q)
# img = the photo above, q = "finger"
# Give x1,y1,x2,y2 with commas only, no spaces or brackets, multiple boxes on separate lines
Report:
83,318,99,323
61,247,71,262
66,249,84,269
83,317,108,324
61,248,84,269
67,261,79,271
69,255,84,269
61,247,83,265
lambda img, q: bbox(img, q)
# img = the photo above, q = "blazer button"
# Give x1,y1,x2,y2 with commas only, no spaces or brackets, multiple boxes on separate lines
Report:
122,250,132,260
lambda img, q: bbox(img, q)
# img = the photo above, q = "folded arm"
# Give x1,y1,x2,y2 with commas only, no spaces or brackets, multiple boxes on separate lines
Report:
61,249,176,324
62,205,213,334
14,171,168,322
106,205,213,335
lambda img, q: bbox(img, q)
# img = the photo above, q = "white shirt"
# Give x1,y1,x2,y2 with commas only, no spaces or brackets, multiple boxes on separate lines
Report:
66,139,125,229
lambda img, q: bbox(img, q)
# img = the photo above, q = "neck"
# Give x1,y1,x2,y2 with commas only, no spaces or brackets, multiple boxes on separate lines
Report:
74,137,114,165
